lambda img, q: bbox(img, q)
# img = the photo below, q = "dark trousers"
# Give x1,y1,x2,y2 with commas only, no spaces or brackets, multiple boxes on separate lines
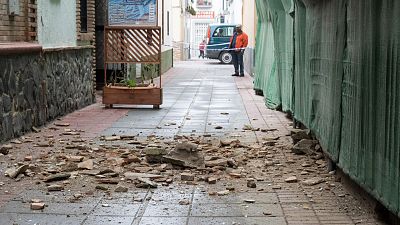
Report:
232,51,244,75
199,50,204,58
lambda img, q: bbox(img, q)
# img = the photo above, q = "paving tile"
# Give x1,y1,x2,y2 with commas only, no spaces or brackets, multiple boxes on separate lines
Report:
190,203,283,217
92,203,141,216
0,201,96,215
83,215,135,225
142,204,190,217
0,213,86,225
137,216,187,225
188,216,287,225
192,192,278,204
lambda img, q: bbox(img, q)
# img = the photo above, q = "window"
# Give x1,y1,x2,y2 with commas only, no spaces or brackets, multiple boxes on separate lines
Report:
212,26,234,37
80,0,88,33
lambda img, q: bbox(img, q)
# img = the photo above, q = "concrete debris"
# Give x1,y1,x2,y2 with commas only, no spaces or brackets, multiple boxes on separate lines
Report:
206,177,217,184
292,139,319,155
78,159,94,170
290,129,312,144
105,136,121,141
135,177,158,188
205,158,228,167
302,177,325,186
178,199,191,205
145,148,167,163
176,142,197,152
31,202,45,210
47,184,64,191
114,186,129,192
247,179,257,188
124,172,163,180
285,176,298,183
180,173,195,181
0,144,12,155
44,173,71,182
5,164,29,179
217,190,230,196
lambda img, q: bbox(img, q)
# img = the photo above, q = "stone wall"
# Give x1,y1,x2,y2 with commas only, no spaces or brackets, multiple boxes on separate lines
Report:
0,47,95,141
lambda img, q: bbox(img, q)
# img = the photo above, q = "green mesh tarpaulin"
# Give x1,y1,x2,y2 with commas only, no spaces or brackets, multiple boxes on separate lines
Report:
293,0,346,161
255,0,400,216
254,0,294,111
339,0,400,215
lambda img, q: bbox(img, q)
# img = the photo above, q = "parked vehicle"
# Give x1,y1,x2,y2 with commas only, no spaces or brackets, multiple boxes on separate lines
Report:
205,24,236,64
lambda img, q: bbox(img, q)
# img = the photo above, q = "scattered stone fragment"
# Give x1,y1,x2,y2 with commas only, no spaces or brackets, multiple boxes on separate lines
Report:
68,156,84,162
229,173,242,178
101,204,110,207
207,177,217,184
181,173,195,181
31,202,45,210
136,177,158,188
124,172,163,180
247,179,257,188
31,199,43,203
54,122,70,127
105,136,121,141
176,142,197,152
24,156,33,161
285,176,298,183
178,199,190,205
214,126,223,129
114,186,129,193
226,186,235,191
5,165,29,179
302,177,325,186
292,139,319,155
263,211,272,216
217,190,230,196
47,184,64,192
0,144,12,155
11,140,22,144
78,159,94,170
44,173,71,182
290,129,311,144
208,191,217,196
272,186,282,190
96,185,108,191
219,139,240,147
242,124,253,130
205,158,228,167
244,199,256,203
145,148,167,163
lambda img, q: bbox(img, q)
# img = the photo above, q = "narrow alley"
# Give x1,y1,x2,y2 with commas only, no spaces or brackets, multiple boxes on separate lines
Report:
0,61,386,225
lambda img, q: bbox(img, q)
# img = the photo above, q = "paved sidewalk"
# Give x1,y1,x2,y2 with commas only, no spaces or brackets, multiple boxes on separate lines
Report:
0,61,386,225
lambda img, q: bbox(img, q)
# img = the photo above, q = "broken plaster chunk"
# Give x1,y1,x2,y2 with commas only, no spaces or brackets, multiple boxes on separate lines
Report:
285,176,298,183
180,173,195,181
31,202,45,210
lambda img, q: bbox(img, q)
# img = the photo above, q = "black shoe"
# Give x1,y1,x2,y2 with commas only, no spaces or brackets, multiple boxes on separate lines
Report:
232,74,239,76
239,74,244,77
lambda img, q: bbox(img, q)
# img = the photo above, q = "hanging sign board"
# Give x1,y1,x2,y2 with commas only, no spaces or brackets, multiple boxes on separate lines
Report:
108,0,157,26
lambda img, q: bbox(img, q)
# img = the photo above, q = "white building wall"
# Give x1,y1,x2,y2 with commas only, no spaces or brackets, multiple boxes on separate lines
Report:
38,0,77,48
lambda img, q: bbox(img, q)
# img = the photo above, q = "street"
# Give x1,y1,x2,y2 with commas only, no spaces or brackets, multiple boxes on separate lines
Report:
0,61,386,225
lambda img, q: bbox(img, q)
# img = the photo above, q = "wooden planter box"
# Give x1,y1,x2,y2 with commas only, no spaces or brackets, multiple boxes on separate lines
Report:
103,85,162,108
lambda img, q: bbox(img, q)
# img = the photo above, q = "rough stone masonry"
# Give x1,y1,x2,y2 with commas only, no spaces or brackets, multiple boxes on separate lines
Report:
0,48,95,142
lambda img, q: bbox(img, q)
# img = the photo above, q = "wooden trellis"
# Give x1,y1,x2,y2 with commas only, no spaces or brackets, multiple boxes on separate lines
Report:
104,26,161,64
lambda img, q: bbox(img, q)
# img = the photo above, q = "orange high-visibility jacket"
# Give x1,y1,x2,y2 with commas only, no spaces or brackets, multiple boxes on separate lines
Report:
230,32,249,49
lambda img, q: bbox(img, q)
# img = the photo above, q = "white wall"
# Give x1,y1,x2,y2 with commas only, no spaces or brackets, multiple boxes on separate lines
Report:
38,0,77,48
225,0,242,24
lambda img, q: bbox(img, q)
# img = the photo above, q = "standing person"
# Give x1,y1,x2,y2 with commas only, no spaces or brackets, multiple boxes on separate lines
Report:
199,40,206,59
229,24,248,77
